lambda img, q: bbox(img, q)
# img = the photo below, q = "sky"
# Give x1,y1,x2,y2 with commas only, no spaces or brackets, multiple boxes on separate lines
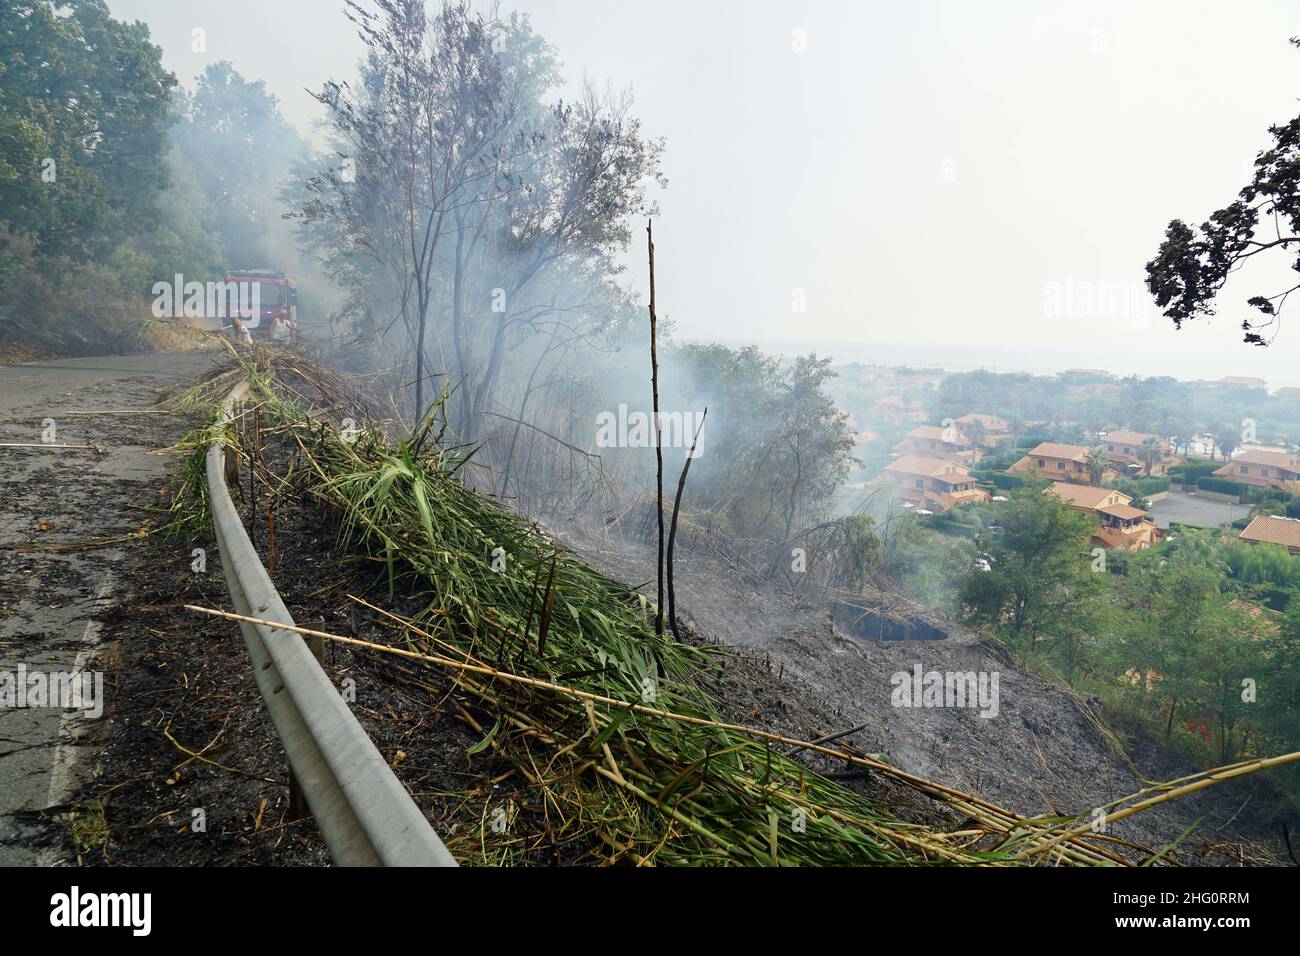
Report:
107,0,1300,384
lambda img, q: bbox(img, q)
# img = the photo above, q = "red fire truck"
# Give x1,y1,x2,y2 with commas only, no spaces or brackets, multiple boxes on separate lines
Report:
223,269,298,341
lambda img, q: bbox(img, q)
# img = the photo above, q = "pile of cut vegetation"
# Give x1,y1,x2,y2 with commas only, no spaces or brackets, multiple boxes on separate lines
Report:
167,348,1297,865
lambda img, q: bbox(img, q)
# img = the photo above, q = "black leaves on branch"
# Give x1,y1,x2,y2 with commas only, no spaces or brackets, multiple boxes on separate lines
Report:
1145,37,1300,346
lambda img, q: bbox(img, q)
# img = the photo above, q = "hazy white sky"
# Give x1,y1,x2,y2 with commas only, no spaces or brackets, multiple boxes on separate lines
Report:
108,0,1300,382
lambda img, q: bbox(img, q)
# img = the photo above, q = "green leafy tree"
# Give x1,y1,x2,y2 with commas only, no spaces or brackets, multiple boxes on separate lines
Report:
0,0,175,265
960,489,1101,666
1258,604,1300,776
676,345,858,545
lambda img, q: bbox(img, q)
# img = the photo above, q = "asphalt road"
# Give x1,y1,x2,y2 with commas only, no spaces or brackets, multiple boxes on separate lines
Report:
1147,489,1252,530
0,351,220,864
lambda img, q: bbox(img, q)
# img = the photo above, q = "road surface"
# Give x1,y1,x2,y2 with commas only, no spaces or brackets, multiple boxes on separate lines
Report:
0,352,219,863
1147,489,1252,530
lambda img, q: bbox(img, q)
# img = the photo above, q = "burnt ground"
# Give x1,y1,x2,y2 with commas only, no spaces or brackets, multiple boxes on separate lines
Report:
61,460,949,866
559,528,1297,866
60,454,1288,865
0,352,220,864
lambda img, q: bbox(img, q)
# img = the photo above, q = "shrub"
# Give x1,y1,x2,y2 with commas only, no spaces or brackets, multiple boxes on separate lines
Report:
1195,476,1243,496
1133,476,1171,495
1170,460,1221,482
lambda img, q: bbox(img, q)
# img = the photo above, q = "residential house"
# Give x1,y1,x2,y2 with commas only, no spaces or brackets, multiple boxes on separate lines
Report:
1099,430,1178,477
1212,449,1300,493
1209,375,1269,391
1238,515,1300,555
1043,481,1158,550
891,424,976,462
844,413,879,445
954,413,1012,445
882,455,990,512
869,393,927,426
1008,442,1113,485
1273,386,1300,400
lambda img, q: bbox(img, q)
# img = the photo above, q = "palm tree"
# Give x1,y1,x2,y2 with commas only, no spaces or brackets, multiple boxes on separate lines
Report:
1008,415,1025,451
1172,428,1189,458
1085,446,1110,487
1138,436,1163,477
965,418,988,450
1216,428,1240,464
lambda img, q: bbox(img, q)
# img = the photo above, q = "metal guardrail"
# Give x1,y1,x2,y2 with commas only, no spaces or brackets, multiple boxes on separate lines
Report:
205,380,456,866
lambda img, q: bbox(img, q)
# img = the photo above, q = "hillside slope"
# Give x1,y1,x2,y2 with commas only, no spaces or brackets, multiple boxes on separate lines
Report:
563,528,1291,864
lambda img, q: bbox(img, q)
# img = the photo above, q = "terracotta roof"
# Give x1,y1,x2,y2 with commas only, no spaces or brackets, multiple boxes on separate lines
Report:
1092,527,1136,549
1092,527,1126,546
1239,515,1300,550
1219,376,1268,387
1043,482,1130,510
905,425,972,446
1274,387,1300,398
1023,442,1090,462
955,413,1009,429
1098,503,1148,520
932,472,973,486
885,455,973,479
1101,430,1163,448
1227,449,1300,469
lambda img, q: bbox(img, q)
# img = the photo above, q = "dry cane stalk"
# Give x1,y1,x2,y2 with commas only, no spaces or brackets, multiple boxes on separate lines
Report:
186,602,1142,863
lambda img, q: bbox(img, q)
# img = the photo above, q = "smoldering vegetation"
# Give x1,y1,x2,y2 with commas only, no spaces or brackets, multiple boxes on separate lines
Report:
284,1,877,595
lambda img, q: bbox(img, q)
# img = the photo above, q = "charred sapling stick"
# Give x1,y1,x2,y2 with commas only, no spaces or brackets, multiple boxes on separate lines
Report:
537,553,559,657
647,221,665,636
666,408,707,641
